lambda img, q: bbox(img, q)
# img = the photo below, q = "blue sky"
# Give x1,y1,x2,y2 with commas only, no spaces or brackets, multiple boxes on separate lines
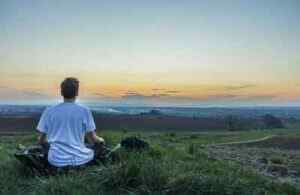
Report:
0,0,300,106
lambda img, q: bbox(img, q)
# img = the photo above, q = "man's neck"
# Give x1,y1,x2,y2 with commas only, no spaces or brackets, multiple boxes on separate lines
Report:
64,98,76,103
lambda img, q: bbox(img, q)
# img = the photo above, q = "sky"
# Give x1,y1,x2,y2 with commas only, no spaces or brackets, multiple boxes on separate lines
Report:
0,0,300,106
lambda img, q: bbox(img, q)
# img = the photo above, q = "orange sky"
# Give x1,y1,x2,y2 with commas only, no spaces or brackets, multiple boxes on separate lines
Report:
1,1,300,106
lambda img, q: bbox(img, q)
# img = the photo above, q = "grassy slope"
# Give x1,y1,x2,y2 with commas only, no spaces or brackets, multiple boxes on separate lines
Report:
0,130,300,195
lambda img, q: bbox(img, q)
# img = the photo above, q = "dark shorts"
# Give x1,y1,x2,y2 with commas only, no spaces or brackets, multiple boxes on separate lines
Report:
16,137,148,175
36,143,109,170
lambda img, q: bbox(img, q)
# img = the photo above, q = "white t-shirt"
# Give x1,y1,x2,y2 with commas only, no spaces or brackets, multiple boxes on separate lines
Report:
37,102,96,167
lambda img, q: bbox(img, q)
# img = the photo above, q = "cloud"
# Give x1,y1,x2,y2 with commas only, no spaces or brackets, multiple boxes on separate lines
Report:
121,90,173,100
152,88,165,91
90,93,115,99
124,91,141,96
122,90,238,102
92,92,106,96
0,86,50,100
224,84,257,91
204,94,238,101
236,95,277,102
165,90,181,94
80,88,279,106
62,86,280,107
79,92,119,102
123,90,259,101
151,89,181,95
203,94,277,102
151,93,170,97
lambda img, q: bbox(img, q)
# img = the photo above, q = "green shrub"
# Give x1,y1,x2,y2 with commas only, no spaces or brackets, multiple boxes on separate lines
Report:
270,157,285,165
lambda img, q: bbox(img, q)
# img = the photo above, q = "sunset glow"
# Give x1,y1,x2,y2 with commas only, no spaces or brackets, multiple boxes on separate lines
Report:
0,0,299,106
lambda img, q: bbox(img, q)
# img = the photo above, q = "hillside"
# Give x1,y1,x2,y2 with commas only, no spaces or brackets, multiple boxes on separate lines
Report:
1,130,300,195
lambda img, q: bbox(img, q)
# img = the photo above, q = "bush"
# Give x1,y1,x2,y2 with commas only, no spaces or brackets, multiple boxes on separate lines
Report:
225,115,242,131
263,114,284,129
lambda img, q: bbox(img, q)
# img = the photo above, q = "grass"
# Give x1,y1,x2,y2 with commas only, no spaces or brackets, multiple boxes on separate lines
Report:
1,130,300,195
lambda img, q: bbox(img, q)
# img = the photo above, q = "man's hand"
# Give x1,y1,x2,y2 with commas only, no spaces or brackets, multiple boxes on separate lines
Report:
85,131,105,145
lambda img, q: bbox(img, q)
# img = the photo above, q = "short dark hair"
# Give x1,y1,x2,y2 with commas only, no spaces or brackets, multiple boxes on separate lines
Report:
60,77,79,99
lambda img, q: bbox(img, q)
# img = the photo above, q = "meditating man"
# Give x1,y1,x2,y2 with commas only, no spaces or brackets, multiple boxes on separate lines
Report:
37,77,104,167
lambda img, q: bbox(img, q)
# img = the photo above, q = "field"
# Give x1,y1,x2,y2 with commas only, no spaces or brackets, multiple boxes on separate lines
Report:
1,129,300,195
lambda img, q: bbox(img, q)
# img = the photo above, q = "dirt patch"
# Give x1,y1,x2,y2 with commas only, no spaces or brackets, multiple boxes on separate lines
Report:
204,145,300,188
242,136,300,150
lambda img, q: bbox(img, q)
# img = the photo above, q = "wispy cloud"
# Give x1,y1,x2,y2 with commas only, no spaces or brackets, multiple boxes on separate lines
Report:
123,91,142,97
0,86,50,100
204,94,238,101
151,89,181,95
224,84,257,91
92,92,107,97
79,92,119,101
152,88,165,91
203,94,277,102
120,89,278,105
236,95,277,102
165,90,181,94
122,91,171,100
122,88,185,100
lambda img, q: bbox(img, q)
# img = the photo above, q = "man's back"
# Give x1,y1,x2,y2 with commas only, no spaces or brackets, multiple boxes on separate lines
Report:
37,102,96,167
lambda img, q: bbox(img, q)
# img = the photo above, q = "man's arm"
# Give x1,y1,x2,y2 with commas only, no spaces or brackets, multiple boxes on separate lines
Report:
84,108,103,145
36,108,50,145
85,131,105,145
38,132,47,145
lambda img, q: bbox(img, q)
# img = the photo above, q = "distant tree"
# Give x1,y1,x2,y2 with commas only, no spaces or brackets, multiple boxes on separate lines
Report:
225,115,240,131
149,109,162,115
263,114,284,129
140,109,163,116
